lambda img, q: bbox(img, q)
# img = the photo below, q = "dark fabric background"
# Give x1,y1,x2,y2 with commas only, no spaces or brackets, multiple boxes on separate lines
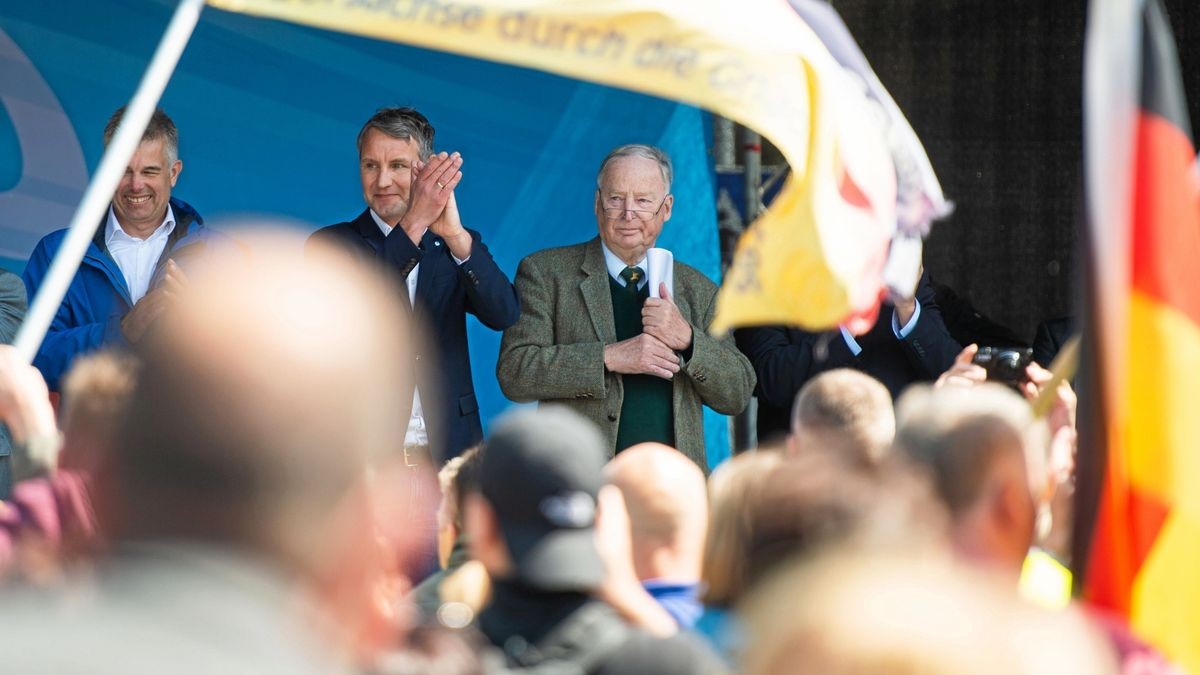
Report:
830,1,1199,343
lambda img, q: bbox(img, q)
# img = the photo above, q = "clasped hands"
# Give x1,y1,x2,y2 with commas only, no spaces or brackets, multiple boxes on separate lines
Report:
121,259,187,345
603,284,693,380
397,151,472,260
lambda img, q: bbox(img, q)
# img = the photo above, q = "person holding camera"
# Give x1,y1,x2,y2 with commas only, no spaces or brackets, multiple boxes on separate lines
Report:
734,271,961,444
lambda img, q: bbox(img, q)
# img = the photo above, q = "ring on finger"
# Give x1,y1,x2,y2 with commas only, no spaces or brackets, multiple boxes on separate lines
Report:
436,181,446,189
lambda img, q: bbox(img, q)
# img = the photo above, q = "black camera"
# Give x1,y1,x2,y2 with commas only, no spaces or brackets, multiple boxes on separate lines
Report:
971,346,1033,386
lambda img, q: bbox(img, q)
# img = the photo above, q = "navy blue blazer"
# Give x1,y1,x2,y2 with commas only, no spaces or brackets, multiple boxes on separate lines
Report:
735,274,960,443
308,210,519,460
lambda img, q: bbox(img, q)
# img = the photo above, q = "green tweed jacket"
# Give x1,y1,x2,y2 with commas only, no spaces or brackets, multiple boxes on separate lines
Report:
496,237,755,470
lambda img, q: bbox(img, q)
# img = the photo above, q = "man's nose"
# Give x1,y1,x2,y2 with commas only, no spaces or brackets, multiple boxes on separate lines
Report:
376,170,393,188
622,200,639,220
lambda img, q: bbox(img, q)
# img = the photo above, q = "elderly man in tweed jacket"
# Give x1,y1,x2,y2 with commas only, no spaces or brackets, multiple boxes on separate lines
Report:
497,145,754,470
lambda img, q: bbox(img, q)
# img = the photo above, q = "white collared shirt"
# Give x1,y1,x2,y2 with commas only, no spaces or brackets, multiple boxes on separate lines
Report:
105,205,176,303
371,210,472,447
371,210,429,446
600,241,648,291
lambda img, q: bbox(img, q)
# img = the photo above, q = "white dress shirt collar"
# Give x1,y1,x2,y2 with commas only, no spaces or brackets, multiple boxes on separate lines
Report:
600,241,648,290
369,209,395,238
105,205,176,303
105,204,177,247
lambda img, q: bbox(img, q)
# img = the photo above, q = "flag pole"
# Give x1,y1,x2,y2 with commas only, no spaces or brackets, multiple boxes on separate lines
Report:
13,0,206,363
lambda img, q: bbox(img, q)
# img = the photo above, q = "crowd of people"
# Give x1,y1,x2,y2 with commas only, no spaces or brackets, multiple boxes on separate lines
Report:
0,105,1174,673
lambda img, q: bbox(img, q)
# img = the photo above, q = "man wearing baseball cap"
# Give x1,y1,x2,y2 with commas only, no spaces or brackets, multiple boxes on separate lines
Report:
464,407,722,673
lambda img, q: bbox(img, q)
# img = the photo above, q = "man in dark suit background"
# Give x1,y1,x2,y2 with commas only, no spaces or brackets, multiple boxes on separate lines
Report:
308,107,518,462
735,272,960,444
1032,316,1074,368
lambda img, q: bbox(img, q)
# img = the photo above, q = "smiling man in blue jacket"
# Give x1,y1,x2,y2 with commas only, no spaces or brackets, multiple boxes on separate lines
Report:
23,107,226,392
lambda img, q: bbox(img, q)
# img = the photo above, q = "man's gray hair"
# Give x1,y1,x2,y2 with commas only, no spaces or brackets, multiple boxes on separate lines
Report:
357,107,435,160
596,144,673,192
103,107,179,165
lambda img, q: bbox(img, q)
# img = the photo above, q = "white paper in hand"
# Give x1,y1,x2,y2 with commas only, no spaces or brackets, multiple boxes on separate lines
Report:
646,248,674,299
882,233,923,300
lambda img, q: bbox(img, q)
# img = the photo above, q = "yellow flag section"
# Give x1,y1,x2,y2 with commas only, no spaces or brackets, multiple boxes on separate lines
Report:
206,0,896,332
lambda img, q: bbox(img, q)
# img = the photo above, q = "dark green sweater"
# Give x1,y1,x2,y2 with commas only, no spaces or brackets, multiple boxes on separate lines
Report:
610,277,674,452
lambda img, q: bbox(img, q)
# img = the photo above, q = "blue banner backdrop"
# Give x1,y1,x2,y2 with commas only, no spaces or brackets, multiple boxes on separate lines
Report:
0,0,730,467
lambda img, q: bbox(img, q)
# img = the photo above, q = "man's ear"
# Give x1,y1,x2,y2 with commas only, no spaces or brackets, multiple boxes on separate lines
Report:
169,160,183,187
464,493,513,576
785,432,801,457
992,470,1035,538
463,493,494,543
661,194,674,222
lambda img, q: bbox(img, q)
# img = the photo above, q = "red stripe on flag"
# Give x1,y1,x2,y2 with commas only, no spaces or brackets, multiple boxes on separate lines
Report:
1130,113,1200,326
837,163,872,211
1085,482,1171,613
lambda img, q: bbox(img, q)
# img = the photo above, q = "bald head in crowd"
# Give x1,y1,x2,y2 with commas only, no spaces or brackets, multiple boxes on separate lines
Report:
108,231,410,578
788,369,895,467
605,443,708,584
892,383,1049,576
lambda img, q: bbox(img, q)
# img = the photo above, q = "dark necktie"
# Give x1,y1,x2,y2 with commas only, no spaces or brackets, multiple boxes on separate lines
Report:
620,266,643,296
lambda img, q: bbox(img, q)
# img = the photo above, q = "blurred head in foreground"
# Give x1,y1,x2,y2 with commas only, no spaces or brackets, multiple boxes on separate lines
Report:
0,230,414,674
604,442,708,584
8,351,140,570
742,551,1117,675
105,229,410,585
702,448,942,609
605,442,708,629
58,351,140,477
701,450,783,607
892,383,1050,576
436,445,483,570
788,368,895,468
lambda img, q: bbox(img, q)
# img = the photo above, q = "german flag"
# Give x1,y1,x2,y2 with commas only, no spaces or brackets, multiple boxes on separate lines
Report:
1076,0,1200,669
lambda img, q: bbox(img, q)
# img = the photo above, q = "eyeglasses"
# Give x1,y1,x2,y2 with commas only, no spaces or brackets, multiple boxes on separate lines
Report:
600,196,670,221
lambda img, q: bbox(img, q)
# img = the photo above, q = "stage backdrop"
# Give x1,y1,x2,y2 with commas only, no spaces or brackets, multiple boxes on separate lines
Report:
0,0,730,466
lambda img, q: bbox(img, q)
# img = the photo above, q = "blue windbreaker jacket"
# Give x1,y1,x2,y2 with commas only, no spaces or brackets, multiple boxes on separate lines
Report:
22,198,226,390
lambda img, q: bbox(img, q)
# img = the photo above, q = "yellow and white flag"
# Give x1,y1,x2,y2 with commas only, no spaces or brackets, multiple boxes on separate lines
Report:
208,0,898,331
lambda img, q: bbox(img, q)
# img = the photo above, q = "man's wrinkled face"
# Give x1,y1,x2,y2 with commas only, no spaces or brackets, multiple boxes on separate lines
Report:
360,129,422,225
113,138,180,235
595,155,673,262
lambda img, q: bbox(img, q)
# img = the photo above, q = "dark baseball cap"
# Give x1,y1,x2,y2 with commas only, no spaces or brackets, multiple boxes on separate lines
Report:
480,407,607,592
